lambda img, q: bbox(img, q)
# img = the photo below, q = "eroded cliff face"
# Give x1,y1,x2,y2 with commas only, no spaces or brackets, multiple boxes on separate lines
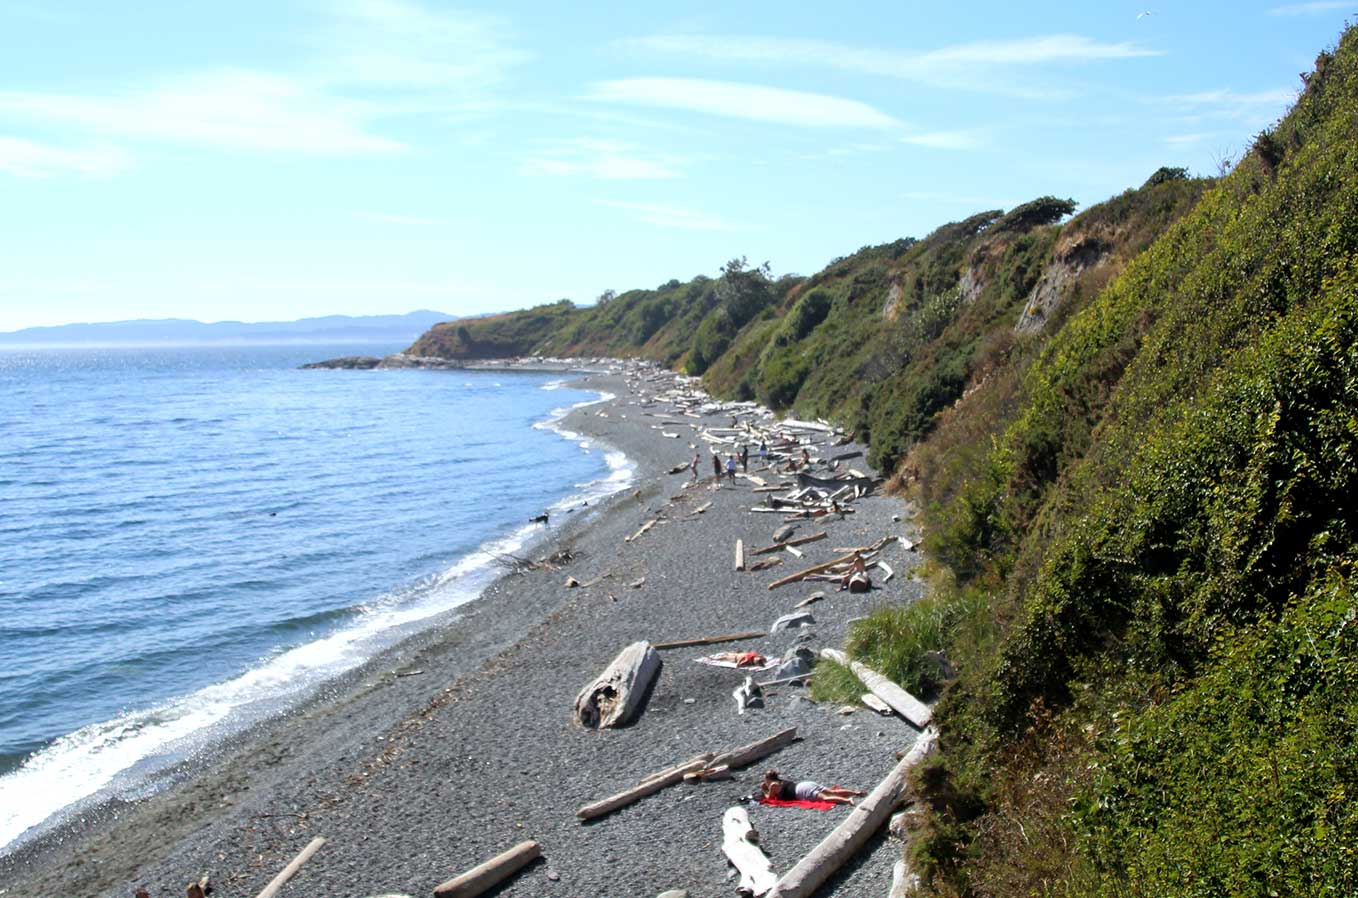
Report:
1014,232,1112,334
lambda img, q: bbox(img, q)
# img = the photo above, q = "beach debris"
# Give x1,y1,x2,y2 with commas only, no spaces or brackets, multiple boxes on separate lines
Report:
794,592,825,609
630,577,646,589
820,648,931,729
733,676,764,713
682,764,733,783
667,462,690,474
578,752,716,820
764,728,938,898
721,806,777,897
747,556,783,572
836,705,856,715
254,836,326,898
565,577,580,588
626,519,659,543
690,501,713,515
656,891,690,898
861,694,893,716
751,532,826,556
395,669,425,678
770,612,815,633
890,858,920,898
772,524,797,543
574,641,661,729
653,631,765,650
735,539,745,571
784,545,803,558
433,840,542,898
876,561,895,583
579,728,798,821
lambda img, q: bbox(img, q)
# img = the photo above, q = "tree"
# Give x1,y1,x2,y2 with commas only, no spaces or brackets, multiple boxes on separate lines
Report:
596,289,617,305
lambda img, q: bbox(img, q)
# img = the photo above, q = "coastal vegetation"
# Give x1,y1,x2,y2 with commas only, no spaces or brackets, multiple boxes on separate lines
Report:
402,25,1358,897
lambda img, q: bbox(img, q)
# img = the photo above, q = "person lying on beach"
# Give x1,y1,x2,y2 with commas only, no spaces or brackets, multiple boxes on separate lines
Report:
761,770,865,805
710,650,768,668
840,554,871,593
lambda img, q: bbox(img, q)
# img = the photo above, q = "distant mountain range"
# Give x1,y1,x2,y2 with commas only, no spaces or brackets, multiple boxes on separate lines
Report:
0,310,457,345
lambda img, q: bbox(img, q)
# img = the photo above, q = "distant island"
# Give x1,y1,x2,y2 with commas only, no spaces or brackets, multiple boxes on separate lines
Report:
0,310,457,346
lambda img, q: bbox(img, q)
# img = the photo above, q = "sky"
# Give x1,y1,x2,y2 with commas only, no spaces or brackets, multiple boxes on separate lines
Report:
0,1,1352,331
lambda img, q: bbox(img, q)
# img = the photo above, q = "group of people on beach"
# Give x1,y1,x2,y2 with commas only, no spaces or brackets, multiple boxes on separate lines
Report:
689,442,756,484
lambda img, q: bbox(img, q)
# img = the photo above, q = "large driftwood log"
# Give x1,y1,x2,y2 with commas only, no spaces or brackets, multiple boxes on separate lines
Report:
722,807,777,897
254,836,325,898
653,631,764,650
578,753,715,820
766,728,938,898
766,552,861,590
433,840,541,898
820,649,931,729
888,859,918,898
708,727,797,769
575,641,661,729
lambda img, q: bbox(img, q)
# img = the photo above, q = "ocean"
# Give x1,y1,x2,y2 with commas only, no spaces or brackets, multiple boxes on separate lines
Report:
0,345,629,851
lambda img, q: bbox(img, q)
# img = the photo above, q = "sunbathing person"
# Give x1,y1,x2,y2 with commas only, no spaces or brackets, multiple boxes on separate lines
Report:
761,769,865,805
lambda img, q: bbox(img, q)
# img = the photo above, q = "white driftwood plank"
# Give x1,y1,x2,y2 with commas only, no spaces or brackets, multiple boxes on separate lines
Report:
820,649,931,729
578,754,715,820
722,807,777,897
254,837,326,898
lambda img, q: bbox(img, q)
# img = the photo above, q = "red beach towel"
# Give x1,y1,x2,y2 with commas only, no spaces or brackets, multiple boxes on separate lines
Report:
758,796,837,811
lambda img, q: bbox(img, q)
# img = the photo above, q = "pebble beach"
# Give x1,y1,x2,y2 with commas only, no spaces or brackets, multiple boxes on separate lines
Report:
0,366,927,898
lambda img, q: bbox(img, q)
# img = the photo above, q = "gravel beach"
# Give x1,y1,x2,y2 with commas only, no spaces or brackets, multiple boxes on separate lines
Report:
0,369,926,898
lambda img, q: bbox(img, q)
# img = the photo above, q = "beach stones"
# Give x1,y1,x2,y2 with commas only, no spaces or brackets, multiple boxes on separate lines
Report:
770,611,815,632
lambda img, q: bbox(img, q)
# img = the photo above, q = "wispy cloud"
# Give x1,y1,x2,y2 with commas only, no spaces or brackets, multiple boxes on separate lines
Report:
0,135,131,177
1163,132,1209,145
1267,1,1351,15
1161,87,1298,126
587,78,901,128
521,139,683,180
0,0,527,168
595,199,756,232
902,190,998,206
902,130,984,150
619,33,1161,98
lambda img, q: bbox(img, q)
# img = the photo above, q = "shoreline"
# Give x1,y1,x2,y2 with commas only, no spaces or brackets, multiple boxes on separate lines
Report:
1,366,927,898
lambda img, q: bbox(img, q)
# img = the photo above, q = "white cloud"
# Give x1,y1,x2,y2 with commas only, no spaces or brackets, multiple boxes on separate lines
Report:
1162,87,1298,125
0,135,131,177
521,139,683,180
0,0,529,163
620,33,1160,97
587,78,901,128
1163,133,1209,145
1267,1,1351,14
0,70,403,155
595,199,756,232
901,130,984,150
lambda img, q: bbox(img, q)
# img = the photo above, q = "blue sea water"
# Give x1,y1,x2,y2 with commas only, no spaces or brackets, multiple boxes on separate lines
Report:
0,345,629,850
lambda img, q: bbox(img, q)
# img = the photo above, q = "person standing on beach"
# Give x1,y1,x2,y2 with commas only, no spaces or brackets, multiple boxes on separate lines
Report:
690,453,700,481
725,454,738,483
712,452,723,483
740,444,749,472
759,441,768,466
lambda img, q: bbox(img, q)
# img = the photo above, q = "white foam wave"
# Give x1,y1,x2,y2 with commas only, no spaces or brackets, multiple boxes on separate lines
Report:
0,387,635,853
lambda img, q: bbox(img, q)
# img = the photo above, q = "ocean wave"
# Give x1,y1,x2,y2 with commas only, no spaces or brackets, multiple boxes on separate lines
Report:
0,383,636,854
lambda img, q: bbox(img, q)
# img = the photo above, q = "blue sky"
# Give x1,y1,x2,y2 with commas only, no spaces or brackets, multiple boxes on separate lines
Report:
0,0,1351,331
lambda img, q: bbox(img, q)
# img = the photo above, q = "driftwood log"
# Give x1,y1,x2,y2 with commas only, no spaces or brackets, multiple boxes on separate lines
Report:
889,859,918,898
709,727,798,769
820,649,931,729
254,836,325,898
433,840,541,898
766,728,938,898
575,641,661,729
578,753,715,820
722,807,777,897
653,632,764,650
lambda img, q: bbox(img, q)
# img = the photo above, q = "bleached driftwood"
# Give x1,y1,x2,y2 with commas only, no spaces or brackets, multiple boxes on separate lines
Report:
765,728,938,898
735,539,745,571
626,519,659,542
722,807,777,897
889,859,918,898
708,727,798,769
733,676,763,714
653,631,764,650
575,641,661,729
766,551,862,590
577,753,716,820
254,836,326,898
820,649,931,729
752,533,826,556
861,694,892,716
433,840,541,898
682,764,733,782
